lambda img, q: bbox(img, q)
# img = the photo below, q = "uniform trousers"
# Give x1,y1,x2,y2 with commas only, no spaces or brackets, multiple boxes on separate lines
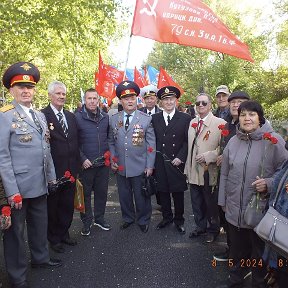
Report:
47,182,75,245
3,195,49,285
116,174,152,225
158,191,184,225
227,223,267,288
80,165,109,228
190,183,220,234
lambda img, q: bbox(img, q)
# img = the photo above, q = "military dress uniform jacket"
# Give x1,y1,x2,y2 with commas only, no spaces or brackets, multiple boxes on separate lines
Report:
108,110,156,178
0,100,56,198
42,105,80,178
185,112,226,186
151,110,191,193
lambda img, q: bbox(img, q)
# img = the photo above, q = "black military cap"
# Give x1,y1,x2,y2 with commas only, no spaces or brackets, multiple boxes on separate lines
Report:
2,62,40,89
116,81,140,99
157,86,180,100
228,90,250,102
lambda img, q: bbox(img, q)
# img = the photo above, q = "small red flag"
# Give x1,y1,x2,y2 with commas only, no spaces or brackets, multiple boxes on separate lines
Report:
131,0,253,62
157,66,184,95
134,67,147,88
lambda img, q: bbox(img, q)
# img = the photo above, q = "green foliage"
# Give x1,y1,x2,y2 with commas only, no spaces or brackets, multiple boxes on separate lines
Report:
0,0,123,110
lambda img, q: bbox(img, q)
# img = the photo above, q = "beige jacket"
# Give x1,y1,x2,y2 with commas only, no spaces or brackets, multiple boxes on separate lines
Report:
185,112,226,186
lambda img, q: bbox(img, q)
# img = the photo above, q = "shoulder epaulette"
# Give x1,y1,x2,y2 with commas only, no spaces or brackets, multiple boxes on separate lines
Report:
0,104,14,113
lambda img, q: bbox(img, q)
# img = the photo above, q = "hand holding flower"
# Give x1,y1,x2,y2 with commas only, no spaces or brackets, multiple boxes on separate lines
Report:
252,176,267,193
82,159,93,169
8,193,22,210
0,206,11,230
195,154,206,164
171,157,182,166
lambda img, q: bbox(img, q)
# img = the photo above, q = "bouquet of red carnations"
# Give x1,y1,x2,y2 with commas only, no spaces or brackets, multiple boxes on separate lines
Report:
48,170,75,195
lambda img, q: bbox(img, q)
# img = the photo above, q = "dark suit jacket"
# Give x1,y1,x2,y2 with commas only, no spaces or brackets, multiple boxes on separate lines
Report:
139,105,161,114
151,110,191,193
42,105,80,178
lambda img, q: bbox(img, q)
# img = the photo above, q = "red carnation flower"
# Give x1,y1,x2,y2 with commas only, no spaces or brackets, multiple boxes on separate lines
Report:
118,165,124,171
64,171,71,178
185,101,192,105
13,195,22,203
263,132,272,140
104,151,111,159
191,122,198,129
112,156,118,163
1,206,11,217
270,137,278,144
218,124,225,130
104,159,110,167
69,176,75,183
221,130,230,137
147,147,154,153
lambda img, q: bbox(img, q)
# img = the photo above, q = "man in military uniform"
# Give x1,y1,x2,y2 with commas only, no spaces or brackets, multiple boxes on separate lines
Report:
108,80,156,233
151,86,191,235
139,84,161,115
0,62,61,288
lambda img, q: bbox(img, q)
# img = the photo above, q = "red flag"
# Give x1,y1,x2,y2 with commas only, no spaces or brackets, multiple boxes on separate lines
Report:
157,66,184,95
131,0,253,62
104,65,125,85
95,52,105,95
134,67,147,88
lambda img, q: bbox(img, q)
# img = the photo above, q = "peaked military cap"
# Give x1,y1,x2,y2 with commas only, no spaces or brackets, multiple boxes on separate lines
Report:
157,86,180,100
2,62,40,89
140,84,158,98
116,81,140,99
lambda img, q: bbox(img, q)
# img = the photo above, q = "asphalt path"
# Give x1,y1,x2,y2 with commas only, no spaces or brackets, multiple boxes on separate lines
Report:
0,174,230,288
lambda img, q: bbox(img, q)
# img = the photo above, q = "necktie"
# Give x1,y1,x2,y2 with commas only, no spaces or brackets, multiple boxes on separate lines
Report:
29,109,42,133
197,119,203,134
57,112,68,137
125,114,131,130
148,111,152,116
167,115,171,125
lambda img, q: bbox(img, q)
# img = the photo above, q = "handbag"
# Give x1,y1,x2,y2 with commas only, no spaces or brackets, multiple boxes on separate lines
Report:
141,173,157,198
254,168,288,259
244,192,268,227
74,179,85,213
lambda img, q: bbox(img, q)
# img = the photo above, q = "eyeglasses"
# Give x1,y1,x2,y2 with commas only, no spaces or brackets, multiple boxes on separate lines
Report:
195,101,208,106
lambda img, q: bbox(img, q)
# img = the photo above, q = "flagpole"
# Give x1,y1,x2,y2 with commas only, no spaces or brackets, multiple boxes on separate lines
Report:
123,35,132,80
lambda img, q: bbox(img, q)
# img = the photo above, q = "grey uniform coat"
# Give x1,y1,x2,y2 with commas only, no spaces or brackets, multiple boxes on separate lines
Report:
108,110,156,177
0,100,56,198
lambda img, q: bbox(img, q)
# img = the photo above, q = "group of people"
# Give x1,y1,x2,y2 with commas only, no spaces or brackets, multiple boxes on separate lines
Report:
0,61,287,288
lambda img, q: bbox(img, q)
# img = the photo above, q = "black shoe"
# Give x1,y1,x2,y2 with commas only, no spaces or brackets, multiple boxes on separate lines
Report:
50,243,65,253
189,229,206,238
156,218,173,230
11,282,29,288
81,224,92,236
31,258,62,269
175,224,185,235
61,237,77,246
205,233,219,243
94,221,111,231
213,248,229,262
139,224,149,233
120,222,133,230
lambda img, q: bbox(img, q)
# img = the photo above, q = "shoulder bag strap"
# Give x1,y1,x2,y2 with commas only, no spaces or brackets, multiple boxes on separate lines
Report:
272,166,288,207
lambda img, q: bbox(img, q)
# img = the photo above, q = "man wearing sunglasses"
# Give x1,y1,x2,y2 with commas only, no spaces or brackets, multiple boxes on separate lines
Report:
185,93,226,243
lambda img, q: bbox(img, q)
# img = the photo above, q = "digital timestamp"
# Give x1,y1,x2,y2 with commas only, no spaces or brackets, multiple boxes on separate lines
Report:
212,258,288,268
211,258,264,268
